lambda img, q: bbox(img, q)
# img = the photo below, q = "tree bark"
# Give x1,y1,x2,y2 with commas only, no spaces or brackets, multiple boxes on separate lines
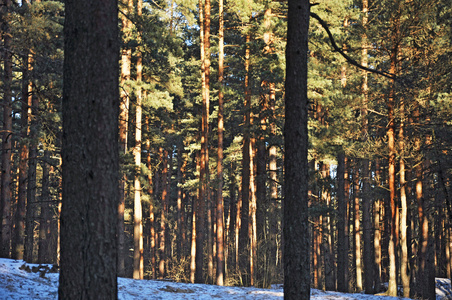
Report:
1,0,13,259
59,0,119,297
25,52,37,263
216,0,225,285
284,0,311,298
337,151,347,292
133,0,144,278
118,0,133,278
12,51,31,260
38,151,51,264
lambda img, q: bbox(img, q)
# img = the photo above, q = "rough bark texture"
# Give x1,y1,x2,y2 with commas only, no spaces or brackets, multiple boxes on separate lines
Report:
239,31,252,286
1,0,13,259
284,0,310,298
58,0,119,298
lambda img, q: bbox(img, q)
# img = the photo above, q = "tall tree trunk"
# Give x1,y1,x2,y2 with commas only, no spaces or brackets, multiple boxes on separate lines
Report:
59,0,119,296
373,193,382,293
159,149,169,279
239,31,252,286
38,151,51,264
1,0,13,259
284,0,310,298
361,0,373,293
337,151,347,292
249,138,257,286
118,0,132,278
133,1,144,278
191,152,200,283
352,164,363,291
13,51,31,260
146,137,156,279
176,147,184,259
24,52,37,263
216,0,225,285
399,94,409,297
387,30,399,297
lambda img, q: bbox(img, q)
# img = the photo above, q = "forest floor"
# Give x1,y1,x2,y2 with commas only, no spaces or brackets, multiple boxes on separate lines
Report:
0,258,451,299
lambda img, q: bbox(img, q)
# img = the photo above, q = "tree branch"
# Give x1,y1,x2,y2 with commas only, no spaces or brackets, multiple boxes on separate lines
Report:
310,12,396,80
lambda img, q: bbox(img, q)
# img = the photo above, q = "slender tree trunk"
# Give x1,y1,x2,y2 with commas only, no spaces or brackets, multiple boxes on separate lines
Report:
399,95,409,297
59,0,119,296
353,164,363,292
1,0,13,258
146,138,156,279
216,0,225,285
337,151,347,292
38,151,51,263
133,2,144,278
249,139,257,286
284,0,311,297
159,149,169,279
387,35,399,297
176,147,184,259
238,30,252,286
191,153,200,283
361,0,373,292
24,51,36,263
118,0,132,278
13,52,31,260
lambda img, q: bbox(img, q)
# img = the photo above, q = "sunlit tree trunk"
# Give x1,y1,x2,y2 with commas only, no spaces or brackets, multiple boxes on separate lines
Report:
159,149,169,279
216,0,225,285
399,93,409,297
133,0,144,278
361,0,373,293
353,163,363,291
387,25,399,296
118,0,132,278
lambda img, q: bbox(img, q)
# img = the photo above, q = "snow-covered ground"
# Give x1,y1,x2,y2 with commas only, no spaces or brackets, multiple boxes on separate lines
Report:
0,258,451,299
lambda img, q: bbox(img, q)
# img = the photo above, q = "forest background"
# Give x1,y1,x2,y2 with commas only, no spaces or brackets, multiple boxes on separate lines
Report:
0,0,451,298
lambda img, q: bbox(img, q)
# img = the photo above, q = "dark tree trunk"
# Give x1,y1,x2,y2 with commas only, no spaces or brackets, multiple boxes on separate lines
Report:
59,0,119,298
1,0,13,259
284,0,310,298
38,151,51,264
337,151,347,292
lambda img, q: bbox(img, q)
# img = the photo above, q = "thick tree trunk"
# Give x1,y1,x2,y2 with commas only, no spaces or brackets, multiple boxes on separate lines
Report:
59,0,119,297
284,0,310,298
1,0,13,259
